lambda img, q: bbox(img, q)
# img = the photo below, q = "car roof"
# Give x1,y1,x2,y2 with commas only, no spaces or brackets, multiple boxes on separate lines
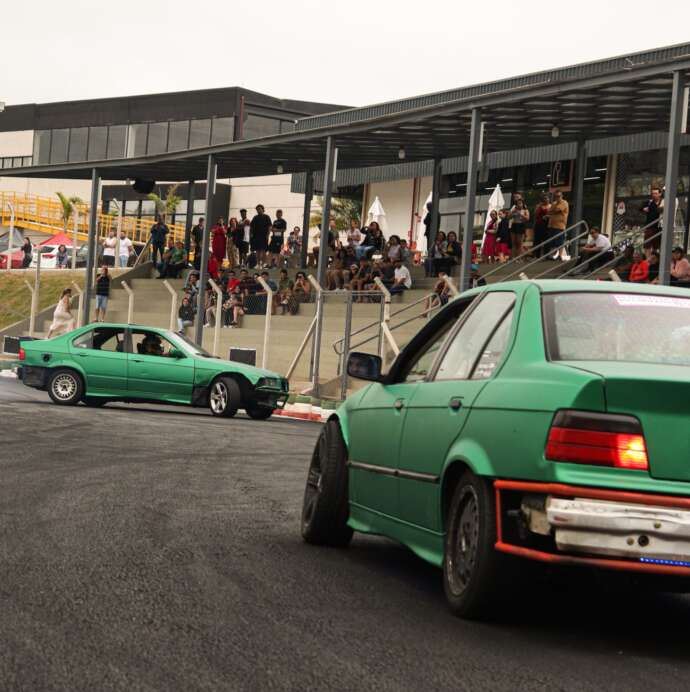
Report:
84,323,170,332
476,279,690,299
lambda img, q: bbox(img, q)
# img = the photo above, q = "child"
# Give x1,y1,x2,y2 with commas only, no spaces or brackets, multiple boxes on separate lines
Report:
495,210,512,263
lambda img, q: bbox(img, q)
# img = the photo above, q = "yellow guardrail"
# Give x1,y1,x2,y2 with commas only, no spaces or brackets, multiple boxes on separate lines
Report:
0,191,187,246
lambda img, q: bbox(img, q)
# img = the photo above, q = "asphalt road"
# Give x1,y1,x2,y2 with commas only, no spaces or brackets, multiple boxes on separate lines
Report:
2,377,690,692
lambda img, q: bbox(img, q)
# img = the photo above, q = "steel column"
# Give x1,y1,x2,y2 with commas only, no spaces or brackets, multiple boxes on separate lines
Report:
82,168,100,325
429,158,442,248
571,139,587,258
683,160,690,252
184,180,195,256
301,170,313,268
194,155,216,345
659,71,686,286
459,108,482,292
316,137,336,288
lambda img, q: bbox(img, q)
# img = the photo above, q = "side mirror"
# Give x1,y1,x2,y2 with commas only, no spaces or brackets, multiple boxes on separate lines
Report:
347,352,382,382
169,347,185,359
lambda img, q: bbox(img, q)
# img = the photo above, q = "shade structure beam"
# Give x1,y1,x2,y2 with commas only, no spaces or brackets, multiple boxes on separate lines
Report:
82,168,100,325
659,71,686,286
459,108,482,292
194,155,216,345
316,137,336,288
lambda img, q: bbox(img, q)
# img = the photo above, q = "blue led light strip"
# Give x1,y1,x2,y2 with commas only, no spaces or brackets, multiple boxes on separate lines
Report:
640,557,690,568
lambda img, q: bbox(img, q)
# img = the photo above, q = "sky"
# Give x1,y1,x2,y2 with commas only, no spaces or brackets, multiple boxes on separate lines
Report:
3,0,690,109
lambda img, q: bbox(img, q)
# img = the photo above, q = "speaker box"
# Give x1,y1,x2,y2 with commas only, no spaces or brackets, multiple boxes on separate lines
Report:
132,178,155,194
228,348,256,366
3,335,37,355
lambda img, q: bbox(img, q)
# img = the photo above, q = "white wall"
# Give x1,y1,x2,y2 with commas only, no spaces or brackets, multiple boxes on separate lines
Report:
227,173,306,232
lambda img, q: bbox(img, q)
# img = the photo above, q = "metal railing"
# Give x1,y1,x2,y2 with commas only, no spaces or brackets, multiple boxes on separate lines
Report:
482,220,590,284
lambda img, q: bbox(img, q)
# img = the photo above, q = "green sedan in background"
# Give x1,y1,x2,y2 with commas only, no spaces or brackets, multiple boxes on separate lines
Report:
18,323,288,418
301,280,690,618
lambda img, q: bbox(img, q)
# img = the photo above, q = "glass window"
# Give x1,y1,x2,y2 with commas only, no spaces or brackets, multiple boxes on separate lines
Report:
88,126,107,160
49,128,69,163
242,115,280,139
471,308,514,380
107,125,128,159
33,130,51,165
189,119,211,149
68,127,88,162
140,200,156,217
435,292,516,381
73,330,93,349
168,120,189,151
130,330,177,358
72,327,125,352
127,123,148,157
401,320,456,384
147,121,169,155
210,116,234,145
544,292,690,366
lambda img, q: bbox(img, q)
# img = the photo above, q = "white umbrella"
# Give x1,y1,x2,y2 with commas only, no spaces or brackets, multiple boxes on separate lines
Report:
485,184,505,229
367,196,387,231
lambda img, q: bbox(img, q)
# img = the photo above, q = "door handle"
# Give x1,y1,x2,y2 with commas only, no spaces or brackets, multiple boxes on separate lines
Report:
75,353,88,357
394,398,405,410
131,358,143,363
449,397,463,411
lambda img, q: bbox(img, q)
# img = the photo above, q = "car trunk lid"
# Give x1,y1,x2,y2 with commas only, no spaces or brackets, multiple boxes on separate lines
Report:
560,361,690,483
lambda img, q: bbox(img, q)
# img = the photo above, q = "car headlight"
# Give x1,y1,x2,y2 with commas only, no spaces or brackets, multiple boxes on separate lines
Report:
257,377,280,389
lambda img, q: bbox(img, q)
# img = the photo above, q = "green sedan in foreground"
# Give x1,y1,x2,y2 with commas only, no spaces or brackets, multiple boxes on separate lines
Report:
301,280,690,618
18,323,288,418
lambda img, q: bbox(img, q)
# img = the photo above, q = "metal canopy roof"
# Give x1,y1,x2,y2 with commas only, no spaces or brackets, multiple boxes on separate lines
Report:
4,46,690,183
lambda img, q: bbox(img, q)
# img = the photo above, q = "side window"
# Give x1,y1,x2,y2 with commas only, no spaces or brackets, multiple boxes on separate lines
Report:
72,330,93,349
471,308,514,380
435,292,516,381
401,321,454,383
131,331,177,358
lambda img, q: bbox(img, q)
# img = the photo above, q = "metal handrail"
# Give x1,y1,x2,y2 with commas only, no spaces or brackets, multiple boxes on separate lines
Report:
579,226,664,280
332,290,439,356
482,219,590,282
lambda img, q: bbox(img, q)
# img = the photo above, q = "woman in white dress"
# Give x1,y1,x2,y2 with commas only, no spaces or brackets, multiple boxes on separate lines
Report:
47,289,76,338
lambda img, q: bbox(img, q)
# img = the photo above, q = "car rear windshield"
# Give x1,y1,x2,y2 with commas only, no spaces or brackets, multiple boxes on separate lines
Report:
543,292,690,366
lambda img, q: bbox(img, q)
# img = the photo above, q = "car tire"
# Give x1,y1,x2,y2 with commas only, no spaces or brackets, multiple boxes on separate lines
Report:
245,402,274,420
301,419,353,547
47,369,84,406
83,397,107,407
209,376,240,418
443,470,509,619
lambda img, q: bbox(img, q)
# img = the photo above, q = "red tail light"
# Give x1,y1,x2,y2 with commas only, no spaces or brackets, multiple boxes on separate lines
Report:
546,410,648,471
18,347,26,361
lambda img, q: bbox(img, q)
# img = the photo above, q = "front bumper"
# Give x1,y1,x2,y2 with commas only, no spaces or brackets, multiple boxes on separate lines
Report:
495,480,690,576
254,378,289,409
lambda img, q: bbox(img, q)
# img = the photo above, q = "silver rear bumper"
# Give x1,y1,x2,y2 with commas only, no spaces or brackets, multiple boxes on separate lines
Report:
547,497,690,562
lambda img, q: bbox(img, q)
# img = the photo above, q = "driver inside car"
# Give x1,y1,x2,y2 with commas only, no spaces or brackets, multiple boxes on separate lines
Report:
141,334,165,357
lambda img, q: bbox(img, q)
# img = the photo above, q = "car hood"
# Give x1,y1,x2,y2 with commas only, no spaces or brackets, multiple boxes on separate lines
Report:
195,356,282,383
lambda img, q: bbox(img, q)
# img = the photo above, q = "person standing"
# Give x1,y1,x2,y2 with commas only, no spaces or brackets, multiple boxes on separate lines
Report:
95,266,111,322
532,195,551,258
481,210,498,262
250,204,272,268
102,230,117,267
237,209,251,265
641,186,664,250
226,217,238,269
268,209,287,268
509,199,529,260
495,209,512,263
21,238,32,268
118,231,134,268
211,217,227,266
191,217,205,270
150,216,169,267
545,190,569,259
47,289,75,338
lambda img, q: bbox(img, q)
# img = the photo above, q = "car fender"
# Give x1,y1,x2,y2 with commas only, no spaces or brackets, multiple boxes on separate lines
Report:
442,435,497,479
46,358,89,384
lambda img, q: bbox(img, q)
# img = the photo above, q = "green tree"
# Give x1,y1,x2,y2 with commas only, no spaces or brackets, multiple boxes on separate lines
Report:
147,184,182,220
310,196,363,231
56,192,83,232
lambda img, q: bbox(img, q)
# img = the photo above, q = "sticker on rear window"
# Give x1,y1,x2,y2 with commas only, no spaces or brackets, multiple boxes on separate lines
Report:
613,294,690,309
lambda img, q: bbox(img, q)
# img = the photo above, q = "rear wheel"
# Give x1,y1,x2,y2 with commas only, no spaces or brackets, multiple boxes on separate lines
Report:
443,471,508,619
245,401,274,420
301,420,353,546
47,369,84,406
209,377,240,418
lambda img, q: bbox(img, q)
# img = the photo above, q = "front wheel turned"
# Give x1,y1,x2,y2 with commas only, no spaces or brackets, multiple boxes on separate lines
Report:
209,377,240,417
301,420,353,547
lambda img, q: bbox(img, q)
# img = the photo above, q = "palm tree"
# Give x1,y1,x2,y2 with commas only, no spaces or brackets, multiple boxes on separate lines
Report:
56,192,83,232
310,196,363,231
147,184,182,221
